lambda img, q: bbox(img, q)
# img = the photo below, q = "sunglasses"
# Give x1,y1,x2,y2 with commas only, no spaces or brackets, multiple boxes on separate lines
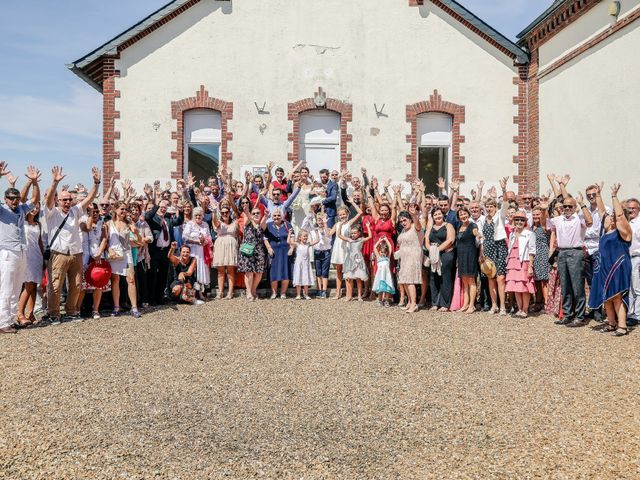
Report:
60,198,72,202
562,205,575,209
220,211,230,214
99,204,109,207
5,196,19,201
251,211,261,216
514,219,526,223
586,193,597,199
273,192,281,196
240,200,250,204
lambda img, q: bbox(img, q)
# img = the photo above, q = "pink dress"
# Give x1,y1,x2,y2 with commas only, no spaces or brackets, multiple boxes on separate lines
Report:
506,238,535,294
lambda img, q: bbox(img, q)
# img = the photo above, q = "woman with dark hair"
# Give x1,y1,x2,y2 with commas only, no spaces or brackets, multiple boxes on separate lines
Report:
167,242,197,304
425,208,456,311
589,183,633,336
238,206,268,301
16,204,44,326
263,208,292,299
456,206,481,314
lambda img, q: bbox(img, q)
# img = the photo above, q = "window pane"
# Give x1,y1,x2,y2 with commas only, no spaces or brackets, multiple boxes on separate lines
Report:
188,144,219,182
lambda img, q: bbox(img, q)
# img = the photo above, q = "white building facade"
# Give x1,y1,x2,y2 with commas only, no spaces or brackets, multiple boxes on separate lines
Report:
68,0,640,196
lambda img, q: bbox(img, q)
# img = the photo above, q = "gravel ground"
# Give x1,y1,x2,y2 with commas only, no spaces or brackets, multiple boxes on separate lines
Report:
1,299,639,479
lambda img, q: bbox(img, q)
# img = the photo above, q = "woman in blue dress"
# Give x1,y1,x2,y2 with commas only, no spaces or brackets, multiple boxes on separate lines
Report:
588,183,632,336
263,208,292,299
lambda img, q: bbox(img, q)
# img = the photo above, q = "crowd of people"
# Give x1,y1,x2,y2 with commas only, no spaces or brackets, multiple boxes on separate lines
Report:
1,160,638,338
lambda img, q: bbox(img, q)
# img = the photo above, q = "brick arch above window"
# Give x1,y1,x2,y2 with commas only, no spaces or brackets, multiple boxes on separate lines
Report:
171,85,233,179
406,90,465,182
287,93,353,170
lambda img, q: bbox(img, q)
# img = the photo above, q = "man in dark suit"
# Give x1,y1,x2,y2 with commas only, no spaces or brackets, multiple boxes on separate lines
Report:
144,199,184,304
320,168,338,229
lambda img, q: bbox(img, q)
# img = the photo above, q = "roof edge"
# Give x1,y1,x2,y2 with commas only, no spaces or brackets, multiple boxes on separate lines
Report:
517,0,568,40
66,64,103,93
436,0,530,63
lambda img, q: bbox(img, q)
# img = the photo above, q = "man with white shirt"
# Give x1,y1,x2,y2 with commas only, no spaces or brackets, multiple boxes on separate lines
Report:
0,163,40,334
44,166,101,324
470,200,490,311
549,194,593,327
625,198,640,326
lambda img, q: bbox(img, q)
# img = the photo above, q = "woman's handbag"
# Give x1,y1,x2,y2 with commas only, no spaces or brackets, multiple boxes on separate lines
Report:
239,242,255,256
107,245,125,261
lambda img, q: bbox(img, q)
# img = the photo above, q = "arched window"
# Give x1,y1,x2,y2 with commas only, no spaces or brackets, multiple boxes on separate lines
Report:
417,113,452,195
183,109,221,180
298,110,341,177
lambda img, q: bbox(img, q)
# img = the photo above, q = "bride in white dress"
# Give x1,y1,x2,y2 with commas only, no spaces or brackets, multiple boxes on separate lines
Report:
291,166,314,234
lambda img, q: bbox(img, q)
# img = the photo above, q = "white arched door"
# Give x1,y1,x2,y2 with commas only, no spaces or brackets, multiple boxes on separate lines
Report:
184,109,221,180
299,110,341,177
417,113,452,195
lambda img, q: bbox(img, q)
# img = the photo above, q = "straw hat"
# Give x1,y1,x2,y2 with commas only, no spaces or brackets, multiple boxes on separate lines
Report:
480,257,497,279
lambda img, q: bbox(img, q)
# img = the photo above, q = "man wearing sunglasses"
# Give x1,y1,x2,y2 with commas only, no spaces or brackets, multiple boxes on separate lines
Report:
0,163,41,333
44,165,101,325
548,194,593,327
583,184,611,320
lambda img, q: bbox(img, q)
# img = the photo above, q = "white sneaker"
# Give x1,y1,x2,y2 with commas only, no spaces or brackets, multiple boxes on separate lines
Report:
195,299,204,305
280,294,287,300
304,295,312,300
270,292,277,300
295,295,302,300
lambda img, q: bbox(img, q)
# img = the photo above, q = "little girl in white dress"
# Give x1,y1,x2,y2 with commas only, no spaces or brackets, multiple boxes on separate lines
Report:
289,230,318,299
338,223,372,301
372,237,396,306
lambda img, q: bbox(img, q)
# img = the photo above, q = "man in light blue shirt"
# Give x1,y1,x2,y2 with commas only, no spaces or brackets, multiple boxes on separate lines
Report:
0,163,40,334
257,181,301,222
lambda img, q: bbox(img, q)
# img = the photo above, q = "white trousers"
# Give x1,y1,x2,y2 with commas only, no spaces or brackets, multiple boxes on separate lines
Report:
628,256,640,320
0,249,26,328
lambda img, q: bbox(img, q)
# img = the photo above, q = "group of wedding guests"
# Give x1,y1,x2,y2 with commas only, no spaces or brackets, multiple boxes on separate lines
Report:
0,160,638,338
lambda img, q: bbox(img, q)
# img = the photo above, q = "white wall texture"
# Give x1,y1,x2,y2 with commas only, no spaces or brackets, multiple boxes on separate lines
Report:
112,0,520,195
538,2,640,194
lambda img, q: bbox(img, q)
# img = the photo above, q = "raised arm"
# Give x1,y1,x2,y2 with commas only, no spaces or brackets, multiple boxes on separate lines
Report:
79,167,102,211
594,182,606,219
558,174,571,200
547,173,561,199
367,194,380,222
22,165,41,204
449,178,460,210
45,166,66,210
611,183,632,241
576,192,592,227
474,180,484,202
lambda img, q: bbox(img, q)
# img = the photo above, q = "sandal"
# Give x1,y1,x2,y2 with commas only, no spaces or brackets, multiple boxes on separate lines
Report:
614,327,629,337
595,323,616,333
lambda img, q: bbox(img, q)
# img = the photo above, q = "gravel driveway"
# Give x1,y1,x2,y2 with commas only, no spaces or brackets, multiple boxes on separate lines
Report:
1,300,638,479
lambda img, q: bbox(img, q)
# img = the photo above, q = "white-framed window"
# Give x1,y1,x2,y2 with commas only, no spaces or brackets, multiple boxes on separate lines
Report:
299,110,341,177
417,113,452,195
184,109,221,180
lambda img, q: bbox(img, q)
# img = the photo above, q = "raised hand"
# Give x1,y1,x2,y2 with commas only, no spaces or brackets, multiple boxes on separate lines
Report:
611,182,621,197
499,176,509,192
547,173,556,183
25,165,41,183
187,171,196,187
384,179,392,189
76,183,86,193
91,167,101,184
450,178,460,190
487,186,497,198
122,178,132,192
576,192,584,204
61,184,69,192
559,174,571,186
0,161,9,177
436,177,445,190
478,180,485,189
361,167,367,176
52,166,66,183
267,161,274,171
164,181,172,191
6,173,18,187
143,183,153,197
596,182,604,194
371,177,379,190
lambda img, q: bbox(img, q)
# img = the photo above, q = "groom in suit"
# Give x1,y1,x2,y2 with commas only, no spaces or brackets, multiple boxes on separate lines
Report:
144,199,184,305
320,168,338,229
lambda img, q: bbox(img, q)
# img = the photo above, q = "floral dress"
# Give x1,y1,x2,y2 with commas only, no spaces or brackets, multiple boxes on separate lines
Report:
482,219,508,277
532,225,550,281
237,222,267,273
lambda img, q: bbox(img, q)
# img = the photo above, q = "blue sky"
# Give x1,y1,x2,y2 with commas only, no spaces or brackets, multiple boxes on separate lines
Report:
0,0,545,187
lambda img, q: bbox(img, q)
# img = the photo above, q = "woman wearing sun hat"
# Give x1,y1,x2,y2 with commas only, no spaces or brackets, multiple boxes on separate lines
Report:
505,210,536,318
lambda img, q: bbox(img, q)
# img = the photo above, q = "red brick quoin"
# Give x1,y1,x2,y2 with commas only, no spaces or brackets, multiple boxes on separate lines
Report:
405,90,466,182
102,57,121,188
171,85,233,179
287,91,353,170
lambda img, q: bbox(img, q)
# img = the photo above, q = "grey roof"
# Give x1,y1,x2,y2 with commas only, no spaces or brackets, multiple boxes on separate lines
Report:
517,0,567,41
437,0,529,63
67,0,529,92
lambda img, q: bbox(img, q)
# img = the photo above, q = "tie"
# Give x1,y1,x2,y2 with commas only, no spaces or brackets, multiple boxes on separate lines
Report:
161,218,169,242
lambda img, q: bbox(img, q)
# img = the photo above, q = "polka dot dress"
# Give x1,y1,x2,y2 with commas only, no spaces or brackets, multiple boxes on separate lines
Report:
482,220,508,276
